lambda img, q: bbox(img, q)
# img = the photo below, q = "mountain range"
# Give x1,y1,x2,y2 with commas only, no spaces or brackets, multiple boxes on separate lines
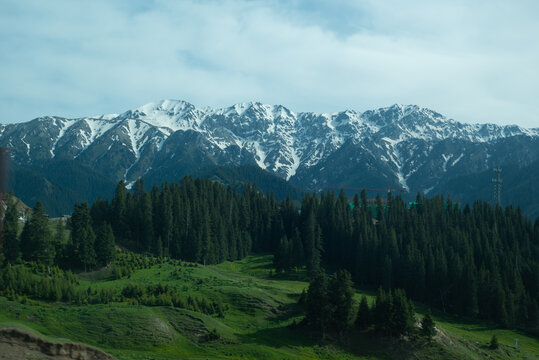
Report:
1,99,538,217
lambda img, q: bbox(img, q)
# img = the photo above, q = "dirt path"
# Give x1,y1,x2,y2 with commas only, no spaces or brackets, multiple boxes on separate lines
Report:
0,328,115,360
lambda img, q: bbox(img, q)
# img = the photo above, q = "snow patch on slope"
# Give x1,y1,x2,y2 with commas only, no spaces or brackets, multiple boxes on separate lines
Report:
393,146,409,191
442,154,453,172
382,137,409,191
250,142,267,170
51,118,77,157
451,153,464,166
21,135,30,157
288,148,300,180
6,99,539,195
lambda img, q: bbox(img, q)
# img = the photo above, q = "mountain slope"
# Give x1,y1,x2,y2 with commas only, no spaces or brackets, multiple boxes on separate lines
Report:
9,160,118,216
2,100,538,215
432,159,539,219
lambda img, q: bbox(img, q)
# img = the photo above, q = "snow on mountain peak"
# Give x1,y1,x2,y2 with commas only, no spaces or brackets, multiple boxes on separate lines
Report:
4,99,538,187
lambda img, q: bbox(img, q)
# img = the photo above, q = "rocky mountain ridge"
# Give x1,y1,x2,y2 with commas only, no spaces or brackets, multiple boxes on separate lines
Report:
1,100,538,206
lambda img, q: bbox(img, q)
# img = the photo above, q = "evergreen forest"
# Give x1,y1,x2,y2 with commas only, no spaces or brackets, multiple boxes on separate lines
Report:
1,176,538,335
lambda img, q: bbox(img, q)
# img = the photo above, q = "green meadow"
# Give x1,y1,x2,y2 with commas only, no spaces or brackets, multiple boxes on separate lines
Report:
1,254,537,359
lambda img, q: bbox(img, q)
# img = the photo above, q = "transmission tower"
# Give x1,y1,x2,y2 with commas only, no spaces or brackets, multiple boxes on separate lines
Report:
492,166,502,205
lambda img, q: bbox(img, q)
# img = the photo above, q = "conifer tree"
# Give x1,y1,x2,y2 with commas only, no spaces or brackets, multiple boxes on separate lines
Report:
158,183,173,254
19,219,31,261
273,235,289,272
420,309,436,342
52,219,67,266
391,288,416,337
329,269,355,333
111,180,128,240
374,288,393,335
20,202,54,265
54,219,65,244
301,203,318,272
140,191,154,252
3,198,20,263
71,202,96,271
356,295,371,329
290,228,304,268
305,269,331,338
90,198,111,228
95,222,116,266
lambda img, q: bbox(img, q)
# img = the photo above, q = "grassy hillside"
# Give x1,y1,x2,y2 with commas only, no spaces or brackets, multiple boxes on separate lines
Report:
0,254,537,359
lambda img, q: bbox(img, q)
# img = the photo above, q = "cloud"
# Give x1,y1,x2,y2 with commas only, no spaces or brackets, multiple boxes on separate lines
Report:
0,0,538,127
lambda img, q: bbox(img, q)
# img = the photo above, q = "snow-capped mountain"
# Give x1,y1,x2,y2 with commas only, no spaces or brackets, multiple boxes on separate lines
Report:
2,100,538,198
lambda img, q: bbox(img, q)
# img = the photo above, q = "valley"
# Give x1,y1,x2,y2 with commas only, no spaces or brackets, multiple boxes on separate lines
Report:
3,3,538,360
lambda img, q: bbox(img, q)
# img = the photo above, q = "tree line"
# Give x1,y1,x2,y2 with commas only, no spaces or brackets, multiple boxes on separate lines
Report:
0,196,115,272
273,191,539,330
2,177,538,330
300,268,436,341
89,177,277,264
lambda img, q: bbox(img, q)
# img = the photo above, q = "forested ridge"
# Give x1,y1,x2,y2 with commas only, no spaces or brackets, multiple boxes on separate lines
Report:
281,191,539,330
1,176,538,332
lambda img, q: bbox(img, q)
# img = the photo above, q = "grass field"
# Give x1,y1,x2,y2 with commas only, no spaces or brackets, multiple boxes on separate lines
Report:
1,254,538,359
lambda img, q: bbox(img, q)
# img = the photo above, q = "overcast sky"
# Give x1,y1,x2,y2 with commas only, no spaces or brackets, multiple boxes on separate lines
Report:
1,0,538,127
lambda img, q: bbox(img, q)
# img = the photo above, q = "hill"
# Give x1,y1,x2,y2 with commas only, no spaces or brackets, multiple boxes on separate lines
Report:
0,254,537,360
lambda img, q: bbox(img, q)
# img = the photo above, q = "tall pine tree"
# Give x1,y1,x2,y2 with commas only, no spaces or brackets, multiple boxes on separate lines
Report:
3,198,20,263
20,202,54,265
71,202,96,271
305,269,331,338
95,222,116,266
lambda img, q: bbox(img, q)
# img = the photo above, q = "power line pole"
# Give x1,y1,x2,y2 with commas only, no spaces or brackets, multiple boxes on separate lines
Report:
492,166,502,205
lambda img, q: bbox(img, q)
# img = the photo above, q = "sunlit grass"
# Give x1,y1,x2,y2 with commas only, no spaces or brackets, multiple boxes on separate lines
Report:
1,254,537,359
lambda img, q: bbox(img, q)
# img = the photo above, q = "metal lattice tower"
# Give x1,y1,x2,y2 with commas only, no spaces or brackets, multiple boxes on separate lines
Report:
492,166,502,205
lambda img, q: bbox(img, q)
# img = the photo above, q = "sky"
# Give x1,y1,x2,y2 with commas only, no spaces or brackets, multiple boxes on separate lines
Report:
1,0,538,127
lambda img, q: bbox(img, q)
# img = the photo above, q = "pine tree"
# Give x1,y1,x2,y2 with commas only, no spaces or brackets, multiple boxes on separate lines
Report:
290,228,304,268
111,180,128,241
158,183,173,254
329,269,355,333
374,288,393,335
140,191,154,253
95,222,116,266
391,288,416,337
79,227,97,272
54,219,65,244
90,198,111,228
200,207,212,265
420,309,436,342
3,198,20,263
273,235,289,273
71,202,96,271
19,219,31,261
52,219,67,266
305,269,331,338
356,295,371,329
302,207,318,272
21,202,54,265
154,236,163,257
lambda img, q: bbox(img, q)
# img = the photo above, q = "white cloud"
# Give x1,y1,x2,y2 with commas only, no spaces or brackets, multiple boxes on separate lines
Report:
0,0,538,127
